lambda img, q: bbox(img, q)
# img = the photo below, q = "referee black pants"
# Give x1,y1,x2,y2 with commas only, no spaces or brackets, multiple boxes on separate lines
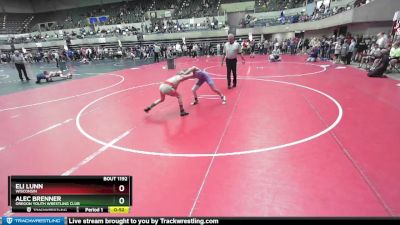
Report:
15,63,29,81
154,52,159,63
226,58,237,87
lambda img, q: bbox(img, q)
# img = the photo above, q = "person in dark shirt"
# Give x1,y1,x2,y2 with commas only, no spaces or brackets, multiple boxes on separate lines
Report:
368,49,390,77
307,47,319,62
355,39,367,62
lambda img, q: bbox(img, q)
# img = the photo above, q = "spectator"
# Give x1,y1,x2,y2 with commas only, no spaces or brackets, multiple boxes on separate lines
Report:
307,47,319,62
387,41,400,72
368,49,390,77
334,40,342,64
359,43,379,69
376,32,388,49
348,39,356,64
340,40,350,64
355,37,367,62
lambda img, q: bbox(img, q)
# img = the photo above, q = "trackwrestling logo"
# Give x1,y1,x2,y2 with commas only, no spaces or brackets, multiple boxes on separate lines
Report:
2,217,64,225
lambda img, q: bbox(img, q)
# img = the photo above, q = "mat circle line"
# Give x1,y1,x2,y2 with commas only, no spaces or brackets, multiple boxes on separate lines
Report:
0,74,125,112
75,78,343,157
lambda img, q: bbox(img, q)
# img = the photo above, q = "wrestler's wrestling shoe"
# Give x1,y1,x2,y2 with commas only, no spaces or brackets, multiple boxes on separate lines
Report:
222,95,227,104
180,111,189,116
144,107,151,113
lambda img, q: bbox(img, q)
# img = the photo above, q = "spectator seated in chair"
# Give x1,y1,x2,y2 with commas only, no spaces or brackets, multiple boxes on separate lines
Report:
359,43,379,70
387,41,400,73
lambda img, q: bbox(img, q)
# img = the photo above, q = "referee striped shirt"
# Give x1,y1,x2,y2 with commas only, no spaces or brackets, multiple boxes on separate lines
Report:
223,42,242,59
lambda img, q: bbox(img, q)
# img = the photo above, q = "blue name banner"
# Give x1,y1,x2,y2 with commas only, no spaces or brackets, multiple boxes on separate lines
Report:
2,217,64,225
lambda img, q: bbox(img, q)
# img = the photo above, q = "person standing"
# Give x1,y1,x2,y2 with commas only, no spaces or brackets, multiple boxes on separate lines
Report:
263,39,269,54
154,43,161,63
221,34,245,89
340,40,349,64
347,39,356,65
12,50,31,82
334,39,342,64
144,69,195,117
53,50,60,67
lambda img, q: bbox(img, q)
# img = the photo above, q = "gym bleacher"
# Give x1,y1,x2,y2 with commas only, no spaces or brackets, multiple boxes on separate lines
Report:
0,13,34,34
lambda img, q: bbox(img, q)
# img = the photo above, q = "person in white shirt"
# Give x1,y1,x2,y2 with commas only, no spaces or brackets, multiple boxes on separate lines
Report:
97,47,104,60
221,34,245,89
192,44,199,58
359,43,379,69
334,40,342,64
154,43,161,62
12,50,31,81
269,48,282,62
87,48,93,60
347,39,356,64
53,50,60,67
175,42,182,56
376,32,388,49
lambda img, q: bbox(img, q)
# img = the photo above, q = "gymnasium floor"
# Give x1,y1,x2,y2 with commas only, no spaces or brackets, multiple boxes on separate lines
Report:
0,55,399,216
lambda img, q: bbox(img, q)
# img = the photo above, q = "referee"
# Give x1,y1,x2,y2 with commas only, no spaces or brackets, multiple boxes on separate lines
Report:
154,43,161,63
221,33,245,89
12,50,31,82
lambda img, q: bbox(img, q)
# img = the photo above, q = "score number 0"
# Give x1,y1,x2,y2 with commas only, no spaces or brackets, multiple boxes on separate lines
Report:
118,185,126,205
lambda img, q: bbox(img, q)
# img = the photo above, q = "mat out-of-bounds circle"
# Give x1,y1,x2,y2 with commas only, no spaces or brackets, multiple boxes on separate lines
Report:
113,62,125,67
76,78,343,157
0,74,125,112
204,61,327,78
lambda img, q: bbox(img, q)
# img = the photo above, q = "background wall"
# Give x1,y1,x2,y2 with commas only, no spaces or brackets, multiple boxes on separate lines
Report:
352,0,400,23
270,32,295,41
0,0,34,13
220,1,255,13
304,21,393,38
